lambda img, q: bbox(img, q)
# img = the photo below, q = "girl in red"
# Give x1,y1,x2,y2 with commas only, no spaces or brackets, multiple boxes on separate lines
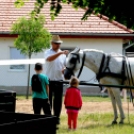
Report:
64,77,82,130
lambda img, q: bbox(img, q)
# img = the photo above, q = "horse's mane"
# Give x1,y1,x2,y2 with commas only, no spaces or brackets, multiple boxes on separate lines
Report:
110,52,122,56
83,49,123,56
83,49,103,53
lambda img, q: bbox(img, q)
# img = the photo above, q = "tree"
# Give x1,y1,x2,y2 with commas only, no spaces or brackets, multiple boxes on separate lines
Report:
11,14,51,99
15,0,134,29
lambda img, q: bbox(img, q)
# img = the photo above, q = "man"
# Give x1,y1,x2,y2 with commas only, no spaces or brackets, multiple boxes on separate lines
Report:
44,35,68,124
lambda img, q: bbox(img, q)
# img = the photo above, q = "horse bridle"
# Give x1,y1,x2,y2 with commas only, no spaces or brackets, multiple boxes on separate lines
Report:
66,51,86,78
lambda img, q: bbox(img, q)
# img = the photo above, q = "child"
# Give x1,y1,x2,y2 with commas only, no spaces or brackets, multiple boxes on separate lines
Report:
30,63,51,115
64,77,82,130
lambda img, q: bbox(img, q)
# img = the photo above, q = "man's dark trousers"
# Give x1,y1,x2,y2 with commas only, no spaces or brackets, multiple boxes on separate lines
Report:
49,81,63,120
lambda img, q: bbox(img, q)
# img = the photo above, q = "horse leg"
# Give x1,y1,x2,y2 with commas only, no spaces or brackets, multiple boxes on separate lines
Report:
108,88,118,124
112,88,125,124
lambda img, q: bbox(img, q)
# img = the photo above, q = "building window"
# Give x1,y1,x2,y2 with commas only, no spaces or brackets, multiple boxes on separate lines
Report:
10,47,25,70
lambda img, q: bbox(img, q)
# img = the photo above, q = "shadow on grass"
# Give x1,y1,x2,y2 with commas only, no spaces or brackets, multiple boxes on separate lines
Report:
78,122,134,131
80,123,105,129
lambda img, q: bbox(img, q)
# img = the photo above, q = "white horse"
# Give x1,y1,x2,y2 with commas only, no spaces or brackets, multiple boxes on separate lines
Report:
64,47,134,124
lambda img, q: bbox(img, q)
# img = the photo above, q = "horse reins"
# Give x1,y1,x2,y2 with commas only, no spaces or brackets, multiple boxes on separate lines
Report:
77,52,86,78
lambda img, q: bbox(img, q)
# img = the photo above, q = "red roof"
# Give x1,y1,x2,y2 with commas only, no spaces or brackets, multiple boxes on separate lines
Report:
0,0,133,35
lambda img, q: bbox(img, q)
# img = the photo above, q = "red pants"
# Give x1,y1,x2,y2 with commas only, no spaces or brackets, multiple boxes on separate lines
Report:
67,111,78,129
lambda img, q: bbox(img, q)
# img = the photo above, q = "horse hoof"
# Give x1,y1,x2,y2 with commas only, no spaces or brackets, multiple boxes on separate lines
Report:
112,121,117,125
119,121,124,124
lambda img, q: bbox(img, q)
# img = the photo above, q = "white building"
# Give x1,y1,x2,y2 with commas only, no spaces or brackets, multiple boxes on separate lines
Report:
0,0,133,95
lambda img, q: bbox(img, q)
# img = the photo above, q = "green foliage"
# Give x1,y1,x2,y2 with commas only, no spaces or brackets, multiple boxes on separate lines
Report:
15,0,134,29
14,0,29,8
11,15,51,57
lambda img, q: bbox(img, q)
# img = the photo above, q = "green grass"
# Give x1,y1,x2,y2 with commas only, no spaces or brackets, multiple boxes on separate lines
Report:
16,95,110,102
16,95,134,134
16,95,125,102
82,96,111,102
16,95,32,99
58,113,134,134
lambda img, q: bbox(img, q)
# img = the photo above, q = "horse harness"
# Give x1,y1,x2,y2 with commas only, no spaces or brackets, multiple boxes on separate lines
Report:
97,53,134,105
66,51,134,105
67,52,127,87
96,53,127,90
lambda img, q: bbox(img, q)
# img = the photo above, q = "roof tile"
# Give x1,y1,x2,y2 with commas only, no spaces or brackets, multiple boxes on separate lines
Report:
90,24,108,28
0,0,133,34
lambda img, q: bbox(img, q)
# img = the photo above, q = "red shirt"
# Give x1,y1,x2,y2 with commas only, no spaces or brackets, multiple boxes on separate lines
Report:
64,87,82,110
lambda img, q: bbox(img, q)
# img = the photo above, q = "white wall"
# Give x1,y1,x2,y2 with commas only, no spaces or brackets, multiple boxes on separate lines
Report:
0,38,44,86
62,38,123,53
0,37,123,86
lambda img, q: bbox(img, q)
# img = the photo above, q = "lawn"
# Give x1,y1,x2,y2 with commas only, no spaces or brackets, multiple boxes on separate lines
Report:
16,95,125,102
58,113,134,134
58,96,134,134
16,95,134,134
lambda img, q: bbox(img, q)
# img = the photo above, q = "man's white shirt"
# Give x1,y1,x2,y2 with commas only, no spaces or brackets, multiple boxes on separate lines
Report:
44,49,66,81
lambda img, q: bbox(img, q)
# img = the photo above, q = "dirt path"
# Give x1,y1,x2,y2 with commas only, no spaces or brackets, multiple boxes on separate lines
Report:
16,99,134,114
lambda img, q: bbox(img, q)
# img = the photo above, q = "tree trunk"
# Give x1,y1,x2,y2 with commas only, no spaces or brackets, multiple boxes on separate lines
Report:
26,54,31,99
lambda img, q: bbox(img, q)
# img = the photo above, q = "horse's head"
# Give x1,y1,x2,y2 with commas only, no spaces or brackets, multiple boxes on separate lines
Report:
64,47,83,80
